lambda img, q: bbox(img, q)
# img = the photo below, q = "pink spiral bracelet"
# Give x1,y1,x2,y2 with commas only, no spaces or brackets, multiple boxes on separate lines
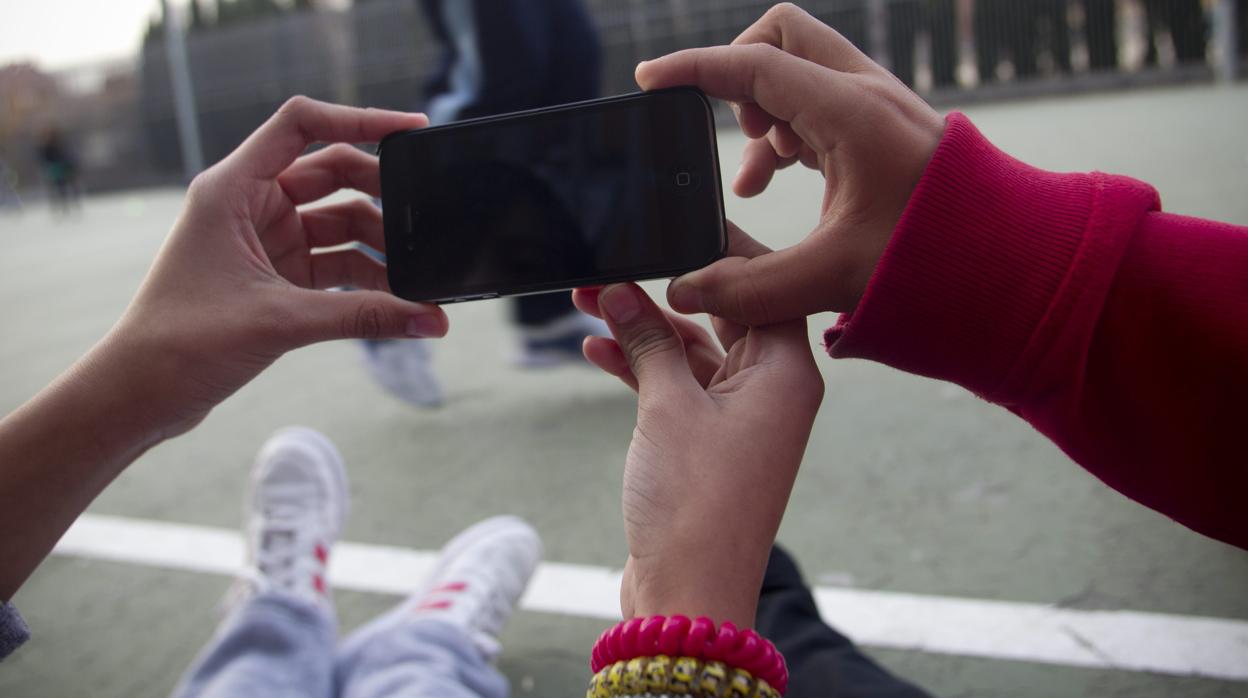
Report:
590,615,789,695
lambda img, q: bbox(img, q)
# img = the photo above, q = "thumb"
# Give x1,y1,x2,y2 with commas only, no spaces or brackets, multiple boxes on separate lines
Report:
283,288,448,346
597,283,698,396
667,240,837,326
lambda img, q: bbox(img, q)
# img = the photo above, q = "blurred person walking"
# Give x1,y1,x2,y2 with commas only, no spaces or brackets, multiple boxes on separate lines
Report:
1240,0,1248,58
973,0,1011,83
1084,0,1120,71
886,0,958,90
1144,0,1208,66
977,0,1073,83
887,0,924,87
37,127,80,215
1028,0,1073,76
360,0,610,408
0,158,20,211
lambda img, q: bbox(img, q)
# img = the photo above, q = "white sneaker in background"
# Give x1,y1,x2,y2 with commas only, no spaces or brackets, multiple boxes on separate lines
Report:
344,516,542,660
233,427,349,611
513,312,610,368
362,338,445,408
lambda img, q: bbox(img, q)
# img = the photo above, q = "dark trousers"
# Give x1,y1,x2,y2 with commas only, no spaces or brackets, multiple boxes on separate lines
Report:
1240,0,1248,57
887,0,958,90
1031,0,1073,75
974,1,1006,83
1144,0,1208,66
511,292,579,327
929,0,959,88
1085,0,1119,70
756,547,932,698
887,1,923,88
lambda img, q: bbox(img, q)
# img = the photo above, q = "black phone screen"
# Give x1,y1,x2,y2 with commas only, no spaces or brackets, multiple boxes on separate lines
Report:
379,88,725,302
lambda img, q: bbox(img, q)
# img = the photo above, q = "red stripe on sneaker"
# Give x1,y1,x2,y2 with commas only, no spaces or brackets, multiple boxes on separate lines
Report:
430,581,467,593
313,574,326,594
314,543,328,564
416,599,453,611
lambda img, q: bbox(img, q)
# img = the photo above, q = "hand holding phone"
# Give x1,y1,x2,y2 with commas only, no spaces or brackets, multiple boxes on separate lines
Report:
379,87,727,303
640,6,945,324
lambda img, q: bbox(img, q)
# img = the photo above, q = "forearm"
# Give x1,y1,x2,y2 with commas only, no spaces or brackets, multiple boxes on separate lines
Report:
0,330,167,600
828,112,1248,548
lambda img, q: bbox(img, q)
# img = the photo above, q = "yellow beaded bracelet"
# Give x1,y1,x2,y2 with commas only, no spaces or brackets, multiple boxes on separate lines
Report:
585,655,781,698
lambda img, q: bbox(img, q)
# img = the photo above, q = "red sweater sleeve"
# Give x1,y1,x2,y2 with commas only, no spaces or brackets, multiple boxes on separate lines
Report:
826,113,1248,550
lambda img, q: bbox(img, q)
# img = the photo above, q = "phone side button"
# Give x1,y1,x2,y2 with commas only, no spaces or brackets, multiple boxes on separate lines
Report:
479,293,499,300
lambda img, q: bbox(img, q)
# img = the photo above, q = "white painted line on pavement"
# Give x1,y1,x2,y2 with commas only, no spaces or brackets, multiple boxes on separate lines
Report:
52,513,1248,681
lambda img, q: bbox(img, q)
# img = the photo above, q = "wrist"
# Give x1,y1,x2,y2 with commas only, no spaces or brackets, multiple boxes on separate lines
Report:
626,538,771,628
77,323,192,454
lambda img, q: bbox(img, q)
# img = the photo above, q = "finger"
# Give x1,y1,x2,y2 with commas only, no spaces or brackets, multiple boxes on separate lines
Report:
280,288,448,347
583,336,640,392
664,312,727,387
768,121,804,159
668,238,838,326
750,317,826,405
232,96,427,180
725,219,773,258
699,221,775,346
581,285,725,387
731,2,876,74
306,248,390,291
277,143,381,205
736,101,776,139
635,44,850,149
798,144,820,171
572,286,605,319
706,224,759,349
711,315,748,353
597,283,700,396
299,198,386,252
735,137,784,198
584,321,721,391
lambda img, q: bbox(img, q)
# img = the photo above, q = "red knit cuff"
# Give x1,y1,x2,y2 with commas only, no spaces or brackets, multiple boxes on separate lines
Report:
825,112,1159,402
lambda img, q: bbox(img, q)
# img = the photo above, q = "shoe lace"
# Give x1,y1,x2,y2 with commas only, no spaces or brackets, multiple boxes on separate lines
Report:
248,494,310,593
467,565,523,638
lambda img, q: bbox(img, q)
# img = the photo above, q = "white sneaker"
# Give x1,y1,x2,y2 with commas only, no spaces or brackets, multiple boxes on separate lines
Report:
514,312,610,368
362,338,444,408
345,516,542,660
236,427,348,610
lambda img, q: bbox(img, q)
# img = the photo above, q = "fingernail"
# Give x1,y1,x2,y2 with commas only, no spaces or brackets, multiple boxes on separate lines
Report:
406,314,442,337
669,282,701,311
599,285,641,323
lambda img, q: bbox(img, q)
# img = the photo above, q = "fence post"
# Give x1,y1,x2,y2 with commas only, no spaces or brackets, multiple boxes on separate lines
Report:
161,0,204,181
1214,0,1239,83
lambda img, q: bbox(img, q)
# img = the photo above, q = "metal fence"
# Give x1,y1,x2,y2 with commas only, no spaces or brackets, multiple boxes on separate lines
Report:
1,0,1243,197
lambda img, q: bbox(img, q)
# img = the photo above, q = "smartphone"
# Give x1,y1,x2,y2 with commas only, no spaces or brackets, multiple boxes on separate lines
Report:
378,87,726,303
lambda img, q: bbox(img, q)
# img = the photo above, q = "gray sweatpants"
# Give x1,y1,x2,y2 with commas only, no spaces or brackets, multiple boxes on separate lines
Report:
172,592,508,698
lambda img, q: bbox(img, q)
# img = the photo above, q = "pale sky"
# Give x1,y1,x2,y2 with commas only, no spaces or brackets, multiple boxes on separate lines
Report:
0,0,160,70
